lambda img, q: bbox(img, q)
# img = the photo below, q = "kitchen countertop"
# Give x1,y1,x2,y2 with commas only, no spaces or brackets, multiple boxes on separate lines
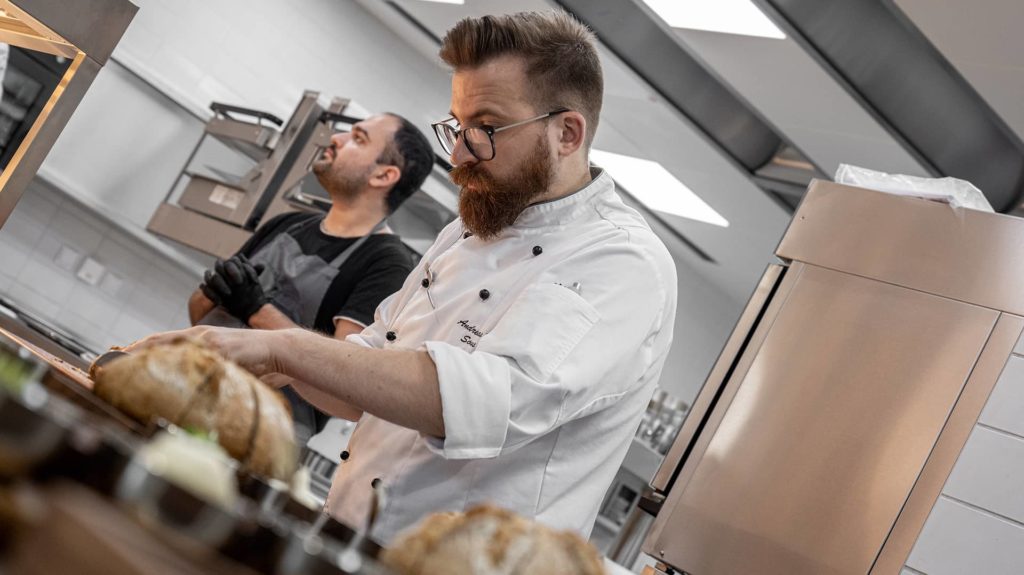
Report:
0,304,93,373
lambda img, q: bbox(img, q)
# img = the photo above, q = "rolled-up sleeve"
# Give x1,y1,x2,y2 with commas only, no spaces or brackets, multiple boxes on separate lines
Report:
423,342,512,458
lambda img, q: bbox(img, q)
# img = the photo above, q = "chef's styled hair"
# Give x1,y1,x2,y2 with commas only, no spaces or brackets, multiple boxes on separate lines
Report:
378,113,434,214
439,11,603,147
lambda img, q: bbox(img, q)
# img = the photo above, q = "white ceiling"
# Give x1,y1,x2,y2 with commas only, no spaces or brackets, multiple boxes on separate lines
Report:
894,0,1024,146
358,0,1019,305
674,28,930,179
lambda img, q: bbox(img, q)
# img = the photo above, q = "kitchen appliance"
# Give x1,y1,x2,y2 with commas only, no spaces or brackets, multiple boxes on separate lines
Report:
147,91,358,258
0,0,137,230
642,180,1024,574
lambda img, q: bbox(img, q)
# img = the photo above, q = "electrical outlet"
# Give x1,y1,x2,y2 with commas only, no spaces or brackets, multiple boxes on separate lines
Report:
76,257,105,286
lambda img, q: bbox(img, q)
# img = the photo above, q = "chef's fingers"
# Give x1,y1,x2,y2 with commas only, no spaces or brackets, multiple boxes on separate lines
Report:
259,373,292,389
124,327,202,352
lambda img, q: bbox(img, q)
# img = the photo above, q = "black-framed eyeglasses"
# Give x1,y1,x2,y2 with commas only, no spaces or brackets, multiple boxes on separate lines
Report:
431,108,570,162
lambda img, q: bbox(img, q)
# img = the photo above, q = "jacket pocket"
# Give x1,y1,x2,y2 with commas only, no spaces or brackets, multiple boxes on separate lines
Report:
481,283,601,383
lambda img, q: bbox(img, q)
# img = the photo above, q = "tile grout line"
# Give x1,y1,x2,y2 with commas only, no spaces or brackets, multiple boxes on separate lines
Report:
976,421,1024,444
941,494,1024,531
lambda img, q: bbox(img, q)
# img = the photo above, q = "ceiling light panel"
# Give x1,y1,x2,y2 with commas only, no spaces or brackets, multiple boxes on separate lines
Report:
642,0,785,39
592,149,729,227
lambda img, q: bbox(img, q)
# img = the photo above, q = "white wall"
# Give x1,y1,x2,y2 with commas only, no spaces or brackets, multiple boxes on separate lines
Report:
659,248,744,404
904,344,1024,574
112,0,453,135
38,61,205,245
38,0,454,238
0,179,194,352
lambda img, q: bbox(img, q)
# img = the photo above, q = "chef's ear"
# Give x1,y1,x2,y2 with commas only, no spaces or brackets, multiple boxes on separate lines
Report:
555,111,586,158
370,164,401,189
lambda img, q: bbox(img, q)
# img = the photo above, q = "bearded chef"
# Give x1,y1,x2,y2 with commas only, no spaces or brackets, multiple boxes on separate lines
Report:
135,10,678,545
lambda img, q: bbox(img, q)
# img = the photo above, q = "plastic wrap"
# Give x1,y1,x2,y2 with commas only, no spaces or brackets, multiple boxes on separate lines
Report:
834,164,993,213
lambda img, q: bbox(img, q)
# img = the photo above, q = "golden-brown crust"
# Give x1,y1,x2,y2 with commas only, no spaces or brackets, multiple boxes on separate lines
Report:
212,361,258,462
92,341,222,431
91,340,296,481
245,379,297,481
381,504,608,575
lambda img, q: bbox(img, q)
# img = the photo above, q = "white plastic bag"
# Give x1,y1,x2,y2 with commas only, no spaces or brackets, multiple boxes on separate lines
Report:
834,164,993,213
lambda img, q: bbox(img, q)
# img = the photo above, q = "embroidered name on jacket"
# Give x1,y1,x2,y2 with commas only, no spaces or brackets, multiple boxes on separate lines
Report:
457,320,484,348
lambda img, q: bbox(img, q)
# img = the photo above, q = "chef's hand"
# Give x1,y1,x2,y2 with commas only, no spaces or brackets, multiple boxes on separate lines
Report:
126,325,285,377
203,255,271,322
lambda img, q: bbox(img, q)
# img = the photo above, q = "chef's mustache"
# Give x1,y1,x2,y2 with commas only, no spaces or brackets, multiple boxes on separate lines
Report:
449,164,494,190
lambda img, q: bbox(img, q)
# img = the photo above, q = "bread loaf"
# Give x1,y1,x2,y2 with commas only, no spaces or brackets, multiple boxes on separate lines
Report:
92,340,222,433
91,340,296,481
246,374,298,480
381,504,607,575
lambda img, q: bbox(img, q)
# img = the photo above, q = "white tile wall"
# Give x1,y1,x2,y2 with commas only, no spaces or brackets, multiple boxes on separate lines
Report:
943,426,1024,525
0,180,198,353
904,346,1024,573
907,497,1024,575
980,354,1024,438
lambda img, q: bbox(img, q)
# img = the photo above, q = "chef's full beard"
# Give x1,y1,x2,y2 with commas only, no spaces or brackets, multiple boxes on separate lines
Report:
451,138,553,241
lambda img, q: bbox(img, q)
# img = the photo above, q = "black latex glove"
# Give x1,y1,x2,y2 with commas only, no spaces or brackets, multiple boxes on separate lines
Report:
203,255,269,322
200,267,228,305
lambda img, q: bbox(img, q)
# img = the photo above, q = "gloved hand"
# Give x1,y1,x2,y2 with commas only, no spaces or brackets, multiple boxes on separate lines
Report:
200,255,270,322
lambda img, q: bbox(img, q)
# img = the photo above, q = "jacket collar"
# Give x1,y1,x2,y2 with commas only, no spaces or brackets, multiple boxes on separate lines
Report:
511,168,612,230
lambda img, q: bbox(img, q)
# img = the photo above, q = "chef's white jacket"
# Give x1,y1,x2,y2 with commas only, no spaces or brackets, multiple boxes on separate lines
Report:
326,169,678,544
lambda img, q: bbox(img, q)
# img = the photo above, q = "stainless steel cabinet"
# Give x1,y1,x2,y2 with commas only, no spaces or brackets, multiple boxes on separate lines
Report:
645,181,1024,574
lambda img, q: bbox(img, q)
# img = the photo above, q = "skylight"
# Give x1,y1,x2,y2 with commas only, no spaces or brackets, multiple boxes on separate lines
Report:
591,149,729,228
642,0,786,39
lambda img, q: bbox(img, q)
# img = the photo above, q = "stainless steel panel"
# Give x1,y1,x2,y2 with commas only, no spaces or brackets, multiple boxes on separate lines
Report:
146,203,251,260
646,262,809,559
178,176,247,223
0,53,97,229
6,0,137,65
778,180,1024,315
647,264,998,575
0,0,135,229
870,313,1024,574
225,91,323,227
651,263,786,492
205,118,276,161
0,10,75,58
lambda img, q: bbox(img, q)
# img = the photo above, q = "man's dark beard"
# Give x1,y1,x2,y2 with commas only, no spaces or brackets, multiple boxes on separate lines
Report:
451,139,552,240
313,158,369,201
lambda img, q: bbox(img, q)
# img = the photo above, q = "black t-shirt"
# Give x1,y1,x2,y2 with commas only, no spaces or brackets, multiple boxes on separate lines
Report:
236,212,415,334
